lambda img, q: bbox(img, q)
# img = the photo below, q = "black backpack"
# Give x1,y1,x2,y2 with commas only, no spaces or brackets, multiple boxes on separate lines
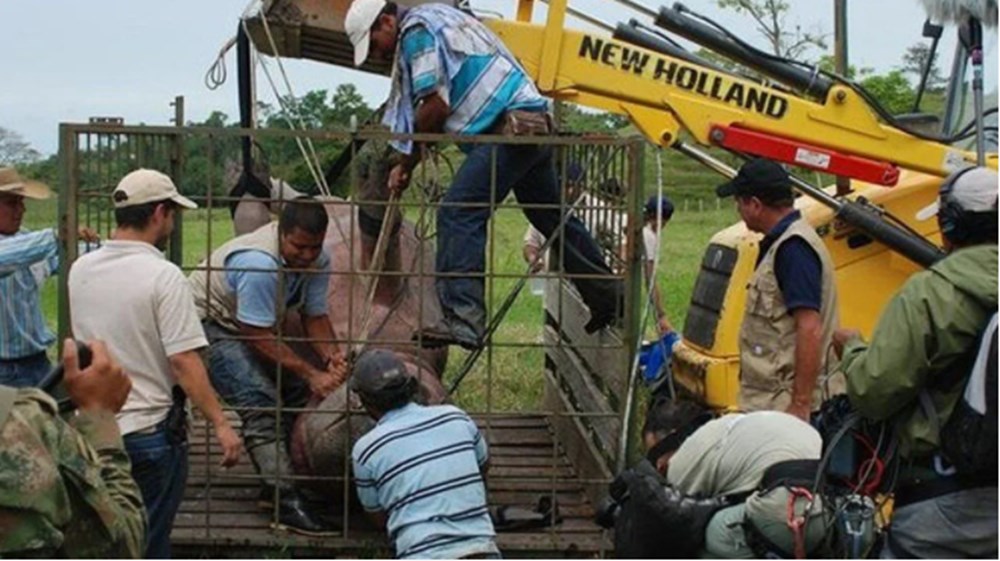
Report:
930,312,998,476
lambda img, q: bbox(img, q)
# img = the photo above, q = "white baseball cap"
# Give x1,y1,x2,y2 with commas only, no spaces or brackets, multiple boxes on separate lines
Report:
916,167,999,221
345,0,387,67
112,169,197,209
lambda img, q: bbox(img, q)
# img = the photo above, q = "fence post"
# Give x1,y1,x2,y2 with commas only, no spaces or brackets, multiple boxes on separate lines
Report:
57,124,79,345
168,95,185,267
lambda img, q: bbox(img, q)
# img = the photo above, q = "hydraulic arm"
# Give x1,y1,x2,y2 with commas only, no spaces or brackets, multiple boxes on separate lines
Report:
488,0,986,185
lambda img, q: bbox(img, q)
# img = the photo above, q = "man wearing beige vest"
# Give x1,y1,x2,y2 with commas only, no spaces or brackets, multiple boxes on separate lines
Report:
189,199,346,535
716,159,841,421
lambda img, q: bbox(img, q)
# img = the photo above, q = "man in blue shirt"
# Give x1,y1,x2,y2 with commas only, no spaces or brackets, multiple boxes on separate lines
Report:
189,200,347,534
0,167,98,387
716,159,841,419
344,0,623,350
351,349,499,559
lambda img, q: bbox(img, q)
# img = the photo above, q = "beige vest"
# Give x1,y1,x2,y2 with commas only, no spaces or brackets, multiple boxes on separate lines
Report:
189,222,290,332
739,217,843,412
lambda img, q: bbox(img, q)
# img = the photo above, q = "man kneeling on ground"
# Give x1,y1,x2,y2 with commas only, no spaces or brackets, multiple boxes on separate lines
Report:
605,398,828,558
351,350,500,559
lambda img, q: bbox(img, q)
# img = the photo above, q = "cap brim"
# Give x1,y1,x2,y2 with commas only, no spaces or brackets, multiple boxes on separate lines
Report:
171,193,198,209
352,31,371,67
0,180,52,200
916,200,939,222
715,180,738,198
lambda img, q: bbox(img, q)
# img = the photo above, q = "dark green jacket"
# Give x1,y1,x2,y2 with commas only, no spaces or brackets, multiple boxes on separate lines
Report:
842,244,998,459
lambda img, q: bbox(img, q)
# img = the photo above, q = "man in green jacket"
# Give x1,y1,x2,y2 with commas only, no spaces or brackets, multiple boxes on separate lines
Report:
833,166,998,558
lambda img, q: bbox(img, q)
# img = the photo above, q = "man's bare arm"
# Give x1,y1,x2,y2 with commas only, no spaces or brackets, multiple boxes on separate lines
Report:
169,350,243,467
788,308,823,421
389,94,450,193
239,323,334,397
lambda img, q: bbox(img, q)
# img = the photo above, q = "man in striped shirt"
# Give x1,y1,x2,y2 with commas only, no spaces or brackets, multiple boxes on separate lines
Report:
0,167,98,387
351,350,499,559
345,0,623,350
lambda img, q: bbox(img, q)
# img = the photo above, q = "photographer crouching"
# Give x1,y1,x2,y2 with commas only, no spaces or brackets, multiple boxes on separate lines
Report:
598,398,830,558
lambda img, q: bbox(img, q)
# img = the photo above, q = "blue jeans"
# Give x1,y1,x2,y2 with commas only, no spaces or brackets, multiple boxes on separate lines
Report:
202,322,310,452
124,427,189,559
438,143,619,332
0,352,51,387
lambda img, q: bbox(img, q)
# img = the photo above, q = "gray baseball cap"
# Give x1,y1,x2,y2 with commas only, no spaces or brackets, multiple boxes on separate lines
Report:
350,349,412,397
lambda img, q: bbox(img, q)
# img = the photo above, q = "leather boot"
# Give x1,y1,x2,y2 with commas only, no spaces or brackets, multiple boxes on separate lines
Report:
274,487,340,536
249,444,338,535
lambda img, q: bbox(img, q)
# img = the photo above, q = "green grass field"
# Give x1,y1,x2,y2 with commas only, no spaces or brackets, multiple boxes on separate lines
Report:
24,195,737,412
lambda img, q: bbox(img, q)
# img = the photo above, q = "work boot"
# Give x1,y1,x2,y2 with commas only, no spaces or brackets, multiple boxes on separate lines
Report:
272,487,340,536
582,280,625,334
414,316,483,350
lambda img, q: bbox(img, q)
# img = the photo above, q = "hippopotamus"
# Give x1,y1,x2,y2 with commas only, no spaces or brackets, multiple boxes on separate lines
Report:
227,148,449,498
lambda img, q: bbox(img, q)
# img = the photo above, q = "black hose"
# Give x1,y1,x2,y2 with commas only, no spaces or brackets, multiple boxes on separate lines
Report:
656,3,833,98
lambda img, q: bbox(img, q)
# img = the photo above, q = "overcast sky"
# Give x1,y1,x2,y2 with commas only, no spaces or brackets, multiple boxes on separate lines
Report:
0,0,953,156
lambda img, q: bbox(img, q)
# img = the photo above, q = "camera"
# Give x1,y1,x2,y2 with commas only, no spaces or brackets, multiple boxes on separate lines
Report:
594,495,623,529
595,471,631,529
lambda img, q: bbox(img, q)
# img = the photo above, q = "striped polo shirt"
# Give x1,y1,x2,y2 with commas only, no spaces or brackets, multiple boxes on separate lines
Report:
384,3,548,153
352,402,497,559
0,229,58,359
401,25,546,137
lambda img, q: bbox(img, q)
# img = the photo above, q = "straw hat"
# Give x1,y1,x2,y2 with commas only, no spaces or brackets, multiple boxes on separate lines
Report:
0,167,52,200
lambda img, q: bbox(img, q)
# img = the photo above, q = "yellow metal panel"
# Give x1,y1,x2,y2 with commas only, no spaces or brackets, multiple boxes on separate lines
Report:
537,0,568,91
516,0,534,21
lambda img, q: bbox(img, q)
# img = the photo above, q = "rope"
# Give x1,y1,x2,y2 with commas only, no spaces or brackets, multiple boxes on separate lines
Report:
352,191,402,357
251,13,331,196
204,36,236,90
615,146,668,472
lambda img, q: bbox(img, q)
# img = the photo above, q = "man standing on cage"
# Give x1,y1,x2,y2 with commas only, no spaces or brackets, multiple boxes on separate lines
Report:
344,0,624,351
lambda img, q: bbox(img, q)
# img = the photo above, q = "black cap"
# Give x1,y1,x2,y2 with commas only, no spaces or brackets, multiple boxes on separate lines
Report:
349,349,412,397
716,158,793,203
644,195,675,220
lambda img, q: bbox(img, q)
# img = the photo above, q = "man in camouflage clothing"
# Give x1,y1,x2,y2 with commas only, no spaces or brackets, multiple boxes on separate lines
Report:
0,339,146,557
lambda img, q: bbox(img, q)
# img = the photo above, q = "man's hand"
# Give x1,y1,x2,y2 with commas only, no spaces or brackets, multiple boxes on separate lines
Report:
785,401,812,422
327,353,348,386
832,328,862,359
64,339,130,414
78,228,101,244
308,369,341,398
213,420,244,468
388,163,411,195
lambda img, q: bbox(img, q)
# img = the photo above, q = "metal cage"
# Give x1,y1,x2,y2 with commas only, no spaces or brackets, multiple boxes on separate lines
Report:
57,121,646,557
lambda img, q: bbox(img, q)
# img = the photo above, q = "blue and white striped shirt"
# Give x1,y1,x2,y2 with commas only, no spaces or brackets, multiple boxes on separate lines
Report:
0,229,58,359
352,402,497,559
384,3,548,154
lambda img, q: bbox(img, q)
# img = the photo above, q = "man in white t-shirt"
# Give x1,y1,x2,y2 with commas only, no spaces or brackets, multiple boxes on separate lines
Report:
642,195,675,335
522,168,628,274
69,169,243,559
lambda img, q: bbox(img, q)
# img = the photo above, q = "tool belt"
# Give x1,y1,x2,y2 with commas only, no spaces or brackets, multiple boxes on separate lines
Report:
489,110,554,136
